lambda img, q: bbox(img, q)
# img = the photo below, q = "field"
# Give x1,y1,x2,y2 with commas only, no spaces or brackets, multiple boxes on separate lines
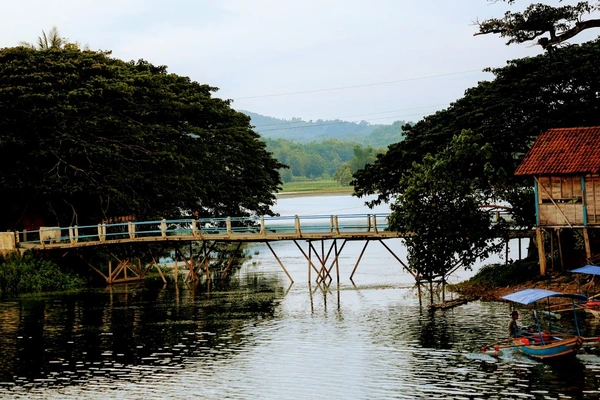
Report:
279,180,354,195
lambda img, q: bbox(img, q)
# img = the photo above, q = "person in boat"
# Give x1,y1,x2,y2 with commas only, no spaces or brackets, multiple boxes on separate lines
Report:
508,310,533,337
508,310,520,337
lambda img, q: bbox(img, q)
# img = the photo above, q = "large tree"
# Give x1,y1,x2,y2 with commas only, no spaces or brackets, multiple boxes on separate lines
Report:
388,130,509,281
476,1,600,50
0,46,285,229
353,38,600,280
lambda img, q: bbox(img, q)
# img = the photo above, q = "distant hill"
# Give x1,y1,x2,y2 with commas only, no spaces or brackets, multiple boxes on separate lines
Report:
241,110,410,147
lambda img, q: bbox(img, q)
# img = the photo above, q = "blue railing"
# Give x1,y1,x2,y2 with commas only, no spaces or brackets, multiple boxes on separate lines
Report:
17,213,394,247
16,209,518,248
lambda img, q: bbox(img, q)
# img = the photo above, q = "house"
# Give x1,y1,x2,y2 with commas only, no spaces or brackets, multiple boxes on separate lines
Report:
515,126,600,274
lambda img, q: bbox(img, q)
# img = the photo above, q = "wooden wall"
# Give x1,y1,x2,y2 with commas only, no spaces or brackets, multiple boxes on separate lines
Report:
537,174,600,226
587,174,600,224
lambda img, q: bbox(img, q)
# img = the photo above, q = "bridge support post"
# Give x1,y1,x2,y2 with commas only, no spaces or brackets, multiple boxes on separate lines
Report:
536,227,547,276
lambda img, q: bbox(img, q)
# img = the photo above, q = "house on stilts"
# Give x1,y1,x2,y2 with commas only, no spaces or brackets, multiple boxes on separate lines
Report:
515,126,600,275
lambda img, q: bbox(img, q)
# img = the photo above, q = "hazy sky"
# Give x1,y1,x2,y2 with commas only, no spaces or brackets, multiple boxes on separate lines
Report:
2,0,598,126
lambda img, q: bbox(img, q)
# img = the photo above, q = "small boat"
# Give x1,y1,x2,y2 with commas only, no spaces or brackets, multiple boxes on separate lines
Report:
490,288,588,361
571,265,600,317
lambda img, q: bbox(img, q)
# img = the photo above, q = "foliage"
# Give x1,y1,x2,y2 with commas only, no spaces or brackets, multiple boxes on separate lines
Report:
0,46,285,230
263,138,384,183
353,38,600,281
477,1,600,50
388,130,509,279
19,26,65,50
0,251,85,295
452,260,541,296
333,145,382,186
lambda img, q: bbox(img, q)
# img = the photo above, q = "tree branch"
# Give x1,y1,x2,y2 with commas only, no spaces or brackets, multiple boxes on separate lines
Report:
538,18,600,49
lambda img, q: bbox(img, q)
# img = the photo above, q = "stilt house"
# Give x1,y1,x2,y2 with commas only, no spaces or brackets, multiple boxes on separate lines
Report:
515,126,600,274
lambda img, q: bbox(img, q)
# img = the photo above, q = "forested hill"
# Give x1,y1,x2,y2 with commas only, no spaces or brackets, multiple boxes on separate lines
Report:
241,110,410,147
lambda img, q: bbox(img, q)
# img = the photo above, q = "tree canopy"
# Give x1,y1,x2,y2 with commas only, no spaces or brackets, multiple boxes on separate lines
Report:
0,46,285,230
476,1,600,50
352,37,600,280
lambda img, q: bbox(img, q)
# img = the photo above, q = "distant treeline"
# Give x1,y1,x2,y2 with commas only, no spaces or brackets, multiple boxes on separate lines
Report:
242,111,410,183
242,111,409,147
263,138,383,184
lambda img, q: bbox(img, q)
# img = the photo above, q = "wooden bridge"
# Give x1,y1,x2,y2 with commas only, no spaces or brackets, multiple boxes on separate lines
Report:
2,212,533,285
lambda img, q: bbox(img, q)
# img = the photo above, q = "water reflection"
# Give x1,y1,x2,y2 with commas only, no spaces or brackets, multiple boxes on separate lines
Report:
2,281,600,399
1,195,598,399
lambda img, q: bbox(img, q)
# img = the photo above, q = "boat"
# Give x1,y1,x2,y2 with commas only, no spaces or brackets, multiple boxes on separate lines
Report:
571,265,600,317
487,288,589,361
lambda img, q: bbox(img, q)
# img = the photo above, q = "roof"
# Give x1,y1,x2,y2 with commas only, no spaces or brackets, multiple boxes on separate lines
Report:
501,288,588,305
515,127,600,175
571,265,600,276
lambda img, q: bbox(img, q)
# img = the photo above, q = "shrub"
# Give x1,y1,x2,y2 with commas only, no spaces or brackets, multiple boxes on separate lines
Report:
0,251,85,295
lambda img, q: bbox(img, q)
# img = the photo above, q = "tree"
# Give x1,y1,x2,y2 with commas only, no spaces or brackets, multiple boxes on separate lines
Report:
388,130,508,282
0,47,285,229
476,1,600,50
20,26,65,50
353,38,600,278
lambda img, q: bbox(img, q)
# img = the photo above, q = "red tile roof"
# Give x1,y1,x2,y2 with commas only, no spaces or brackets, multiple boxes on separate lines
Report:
515,127,600,175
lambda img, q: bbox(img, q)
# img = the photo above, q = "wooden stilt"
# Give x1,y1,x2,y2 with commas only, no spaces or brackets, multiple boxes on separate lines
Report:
293,240,325,281
334,240,340,284
265,242,294,283
77,252,108,281
378,239,416,279
557,229,564,272
148,250,167,284
350,241,369,281
584,227,592,262
536,227,547,276
308,242,312,283
550,229,555,272
221,242,243,279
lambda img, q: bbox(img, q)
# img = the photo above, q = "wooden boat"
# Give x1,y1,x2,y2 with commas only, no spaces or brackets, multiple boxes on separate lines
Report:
497,288,588,361
571,265,600,317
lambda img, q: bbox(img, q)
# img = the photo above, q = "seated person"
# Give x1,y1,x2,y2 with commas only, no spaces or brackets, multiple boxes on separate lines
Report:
508,310,534,338
508,310,520,337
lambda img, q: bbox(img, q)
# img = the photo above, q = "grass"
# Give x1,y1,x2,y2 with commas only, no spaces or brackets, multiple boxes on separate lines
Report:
280,180,353,194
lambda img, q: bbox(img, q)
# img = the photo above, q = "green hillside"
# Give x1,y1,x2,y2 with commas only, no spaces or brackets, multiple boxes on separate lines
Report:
241,110,410,147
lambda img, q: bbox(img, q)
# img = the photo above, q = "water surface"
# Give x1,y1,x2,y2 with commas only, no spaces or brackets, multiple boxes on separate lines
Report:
2,195,597,399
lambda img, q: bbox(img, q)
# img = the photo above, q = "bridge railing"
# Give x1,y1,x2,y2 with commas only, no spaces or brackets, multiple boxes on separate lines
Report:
16,213,393,248
15,209,519,249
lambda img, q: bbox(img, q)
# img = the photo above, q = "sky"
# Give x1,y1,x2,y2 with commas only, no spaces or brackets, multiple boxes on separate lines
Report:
2,0,599,127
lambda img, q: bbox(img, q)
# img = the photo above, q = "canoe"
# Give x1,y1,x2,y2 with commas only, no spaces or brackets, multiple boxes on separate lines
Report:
511,335,583,360
571,266,600,317
498,288,588,361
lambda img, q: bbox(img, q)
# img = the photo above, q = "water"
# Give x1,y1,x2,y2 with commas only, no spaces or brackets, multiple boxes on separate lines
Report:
1,195,599,399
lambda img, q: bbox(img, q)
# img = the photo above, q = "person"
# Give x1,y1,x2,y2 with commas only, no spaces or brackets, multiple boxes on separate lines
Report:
508,310,519,337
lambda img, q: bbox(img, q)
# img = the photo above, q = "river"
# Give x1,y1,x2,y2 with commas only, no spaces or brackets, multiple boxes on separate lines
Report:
1,194,600,399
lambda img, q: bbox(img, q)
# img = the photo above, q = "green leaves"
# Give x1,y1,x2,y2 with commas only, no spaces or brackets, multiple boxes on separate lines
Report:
390,130,505,279
353,38,600,282
0,47,284,229
477,1,600,50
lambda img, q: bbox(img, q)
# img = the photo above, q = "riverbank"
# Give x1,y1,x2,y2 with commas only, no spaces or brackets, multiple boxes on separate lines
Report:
450,261,589,302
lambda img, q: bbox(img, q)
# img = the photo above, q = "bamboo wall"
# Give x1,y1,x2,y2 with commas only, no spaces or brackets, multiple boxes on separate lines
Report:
537,174,600,226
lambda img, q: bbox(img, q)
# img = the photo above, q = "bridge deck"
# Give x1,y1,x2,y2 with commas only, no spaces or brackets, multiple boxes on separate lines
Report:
16,212,533,251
